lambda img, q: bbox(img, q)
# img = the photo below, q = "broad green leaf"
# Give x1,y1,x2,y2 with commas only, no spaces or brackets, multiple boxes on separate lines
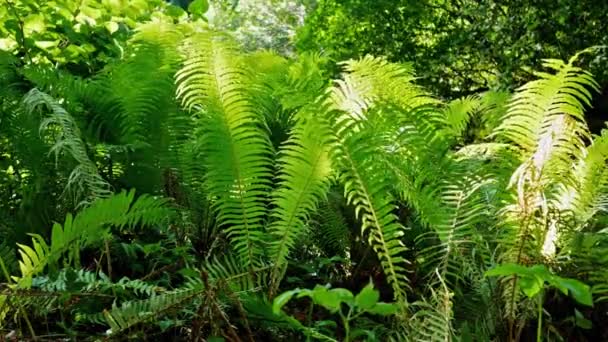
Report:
367,302,398,315
330,288,354,306
188,0,209,19
311,287,352,312
272,289,300,314
519,276,543,298
485,263,531,277
552,277,593,306
34,40,59,49
355,283,379,310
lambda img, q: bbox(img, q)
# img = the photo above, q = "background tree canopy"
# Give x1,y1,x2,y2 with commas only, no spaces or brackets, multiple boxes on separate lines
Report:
297,0,608,95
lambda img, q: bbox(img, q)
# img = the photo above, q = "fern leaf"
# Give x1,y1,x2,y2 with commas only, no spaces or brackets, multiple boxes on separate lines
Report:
268,116,333,292
23,89,111,206
327,57,419,302
176,31,272,267
104,280,204,335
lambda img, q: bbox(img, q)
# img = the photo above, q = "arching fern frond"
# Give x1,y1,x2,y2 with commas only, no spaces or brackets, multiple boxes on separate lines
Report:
23,89,111,207
417,171,492,289
311,194,351,258
409,271,455,342
267,115,333,293
204,254,271,294
176,31,273,268
104,279,204,335
555,129,608,224
325,58,419,303
11,191,170,288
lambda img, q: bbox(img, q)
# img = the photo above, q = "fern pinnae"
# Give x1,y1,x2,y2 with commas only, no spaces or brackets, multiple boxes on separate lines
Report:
23,89,111,206
176,31,272,268
267,116,333,294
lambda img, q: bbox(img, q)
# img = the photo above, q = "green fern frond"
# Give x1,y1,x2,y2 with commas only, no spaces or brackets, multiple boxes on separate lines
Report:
23,89,111,206
0,242,17,278
409,271,455,342
493,59,598,151
11,191,169,287
268,116,333,292
204,254,271,294
338,56,434,109
417,172,492,288
311,196,351,258
329,110,409,302
493,59,598,187
555,129,608,224
104,280,204,335
442,96,481,145
176,31,273,267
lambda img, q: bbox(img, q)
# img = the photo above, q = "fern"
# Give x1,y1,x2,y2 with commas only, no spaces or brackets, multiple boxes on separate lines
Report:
417,171,492,289
311,195,351,258
11,191,169,288
104,279,204,335
23,89,111,206
326,57,420,303
204,254,272,294
409,271,455,342
176,31,273,268
555,129,608,224
267,115,333,292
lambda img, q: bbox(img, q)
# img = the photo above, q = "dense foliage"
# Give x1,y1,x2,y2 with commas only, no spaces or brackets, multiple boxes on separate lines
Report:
1,1,607,341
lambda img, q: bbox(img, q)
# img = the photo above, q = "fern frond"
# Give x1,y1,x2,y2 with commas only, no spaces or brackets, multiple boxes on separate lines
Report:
176,31,273,267
23,89,111,206
268,116,333,292
493,58,598,152
326,58,417,302
204,254,271,294
11,191,169,287
556,129,608,224
442,96,481,145
417,171,492,288
311,196,351,258
409,271,455,342
494,59,598,189
104,279,204,335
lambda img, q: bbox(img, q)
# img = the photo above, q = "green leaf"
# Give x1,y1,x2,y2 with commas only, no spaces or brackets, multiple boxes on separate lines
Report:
367,302,398,316
310,287,353,312
330,288,354,306
34,40,59,49
519,276,543,298
485,263,531,277
105,21,119,34
574,309,592,329
188,0,209,19
552,277,593,306
166,5,186,18
272,289,301,314
355,283,379,310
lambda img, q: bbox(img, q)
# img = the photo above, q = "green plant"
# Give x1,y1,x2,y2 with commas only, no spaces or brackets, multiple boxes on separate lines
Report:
486,263,593,341
273,282,398,341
